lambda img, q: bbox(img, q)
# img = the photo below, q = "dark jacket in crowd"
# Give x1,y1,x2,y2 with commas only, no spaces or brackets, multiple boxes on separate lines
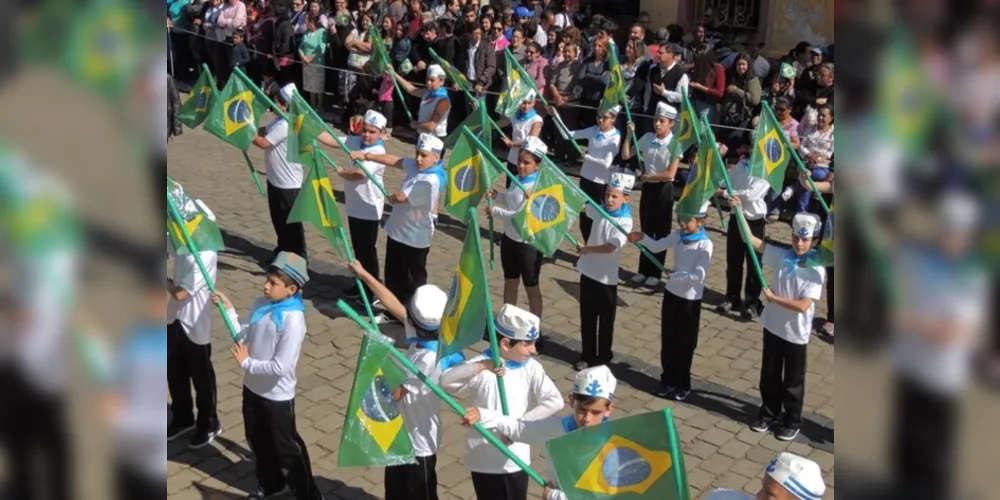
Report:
168,76,183,139
273,17,296,61
456,38,497,89
232,42,251,70
577,57,609,104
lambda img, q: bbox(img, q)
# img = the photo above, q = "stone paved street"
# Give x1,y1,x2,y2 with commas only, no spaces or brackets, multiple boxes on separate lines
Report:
166,115,834,500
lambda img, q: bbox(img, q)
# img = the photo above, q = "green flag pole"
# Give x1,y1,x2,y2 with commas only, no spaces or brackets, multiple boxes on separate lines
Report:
429,47,477,103
335,299,548,487
166,187,241,343
467,206,511,415
479,104,497,269
461,127,581,250
609,43,644,173
762,101,831,215
503,49,585,159
368,25,415,123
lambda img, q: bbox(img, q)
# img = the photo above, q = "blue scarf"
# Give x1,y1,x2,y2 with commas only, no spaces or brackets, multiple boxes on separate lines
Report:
250,293,306,332
603,203,632,218
422,160,447,193
517,171,539,189
361,138,385,150
515,109,538,122
482,348,527,369
681,227,710,243
424,87,450,102
406,338,467,370
595,127,618,142
560,415,609,432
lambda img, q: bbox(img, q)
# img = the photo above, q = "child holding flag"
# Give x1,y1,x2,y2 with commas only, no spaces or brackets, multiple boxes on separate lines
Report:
731,205,827,442
499,90,544,188
211,252,323,500
575,171,635,371
629,201,713,401
716,157,771,321
460,365,618,500
486,136,549,320
440,304,564,500
562,105,623,241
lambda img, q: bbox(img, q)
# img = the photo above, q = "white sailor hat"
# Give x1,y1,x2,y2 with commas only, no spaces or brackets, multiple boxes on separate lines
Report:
193,199,217,222
609,170,635,194
522,136,548,157
494,304,540,341
572,365,617,401
656,102,678,120
417,133,445,155
523,89,537,102
407,284,449,331
606,104,622,116
363,110,388,130
766,452,826,500
427,64,447,79
279,83,297,104
792,212,823,238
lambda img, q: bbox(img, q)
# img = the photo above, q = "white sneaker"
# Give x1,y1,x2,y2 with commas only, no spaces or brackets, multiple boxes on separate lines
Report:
644,277,662,288
781,187,794,201
630,274,646,284
375,313,391,325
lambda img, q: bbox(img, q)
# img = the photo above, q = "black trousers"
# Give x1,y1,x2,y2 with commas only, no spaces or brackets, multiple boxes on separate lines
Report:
348,217,381,294
660,292,702,390
758,329,807,430
384,237,430,308
167,320,218,432
242,388,321,500
891,377,956,500
117,464,165,500
578,178,608,242
725,215,765,310
505,161,518,188
579,275,617,365
825,266,834,323
267,182,307,259
637,181,674,278
470,471,529,500
385,454,438,500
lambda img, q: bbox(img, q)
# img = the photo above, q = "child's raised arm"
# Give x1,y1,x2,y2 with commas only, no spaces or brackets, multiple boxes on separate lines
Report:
346,261,406,322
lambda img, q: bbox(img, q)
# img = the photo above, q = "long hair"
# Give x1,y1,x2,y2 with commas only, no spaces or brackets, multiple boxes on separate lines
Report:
692,46,716,84
593,38,611,63
625,38,646,66
727,52,752,87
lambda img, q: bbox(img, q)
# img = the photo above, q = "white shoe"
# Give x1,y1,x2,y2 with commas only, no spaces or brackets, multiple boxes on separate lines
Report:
781,187,794,201
375,313,391,325
644,277,662,288
630,274,646,284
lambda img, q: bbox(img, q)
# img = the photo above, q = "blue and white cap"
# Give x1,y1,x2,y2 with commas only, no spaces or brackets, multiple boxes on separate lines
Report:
522,136,548,157
766,452,825,500
494,304,540,341
655,102,678,120
609,171,635,194
417,133,445,155
606,104,622,116
572,365,617,401
279,83,297,104
427,64,447,79
408,284,448,331
364,110,387,130
272,251,309,286
792,212,822,238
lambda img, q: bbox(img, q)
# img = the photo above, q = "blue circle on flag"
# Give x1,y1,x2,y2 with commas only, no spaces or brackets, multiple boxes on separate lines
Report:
601,447,653,487
227,99,252,124
530,194,561,223
196,91,209,109
454,166,477,193
764,138,783,163
444,274,459,317
360,374,399,422
98,30,122,56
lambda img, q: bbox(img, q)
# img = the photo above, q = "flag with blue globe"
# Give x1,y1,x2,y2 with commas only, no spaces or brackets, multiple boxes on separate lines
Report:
178,69,218,129
512,165,586,257
749,106,792,192
204,72,268,151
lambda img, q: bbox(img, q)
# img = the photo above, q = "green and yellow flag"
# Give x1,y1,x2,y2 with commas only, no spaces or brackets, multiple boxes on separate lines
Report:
430,48,473,92
749,105,792,192
166,177,224,255
286,157,349,258
59,0,150,100
674,92,702,154
204,72,269,151
546,408,690,500
676,137,721,221
444,104,488,148
496,50,534,120
438,224,489,358
338,332,416,467
877,29,936,157
512,164,587,257
178,70,217,129
445,113,497,222
599,41,625,115
286,94,326,164
367,24,391,76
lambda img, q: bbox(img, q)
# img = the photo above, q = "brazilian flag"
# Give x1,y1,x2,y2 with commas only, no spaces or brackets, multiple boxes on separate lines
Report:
367,24,392,76
676,136,721,221
286,94,326,164
877,28,936,157
444,105,489,149
204,72,268,151
512,164,586,257
178,70,217,129
599,41,625,115
338,332,416,467
438,224,489,358
286,156,349,259
445,110,498,223
546,408,690,500
430,48,473,93
748,106,792,192
674,92,703,154
166,178,224,255
496,50,534,120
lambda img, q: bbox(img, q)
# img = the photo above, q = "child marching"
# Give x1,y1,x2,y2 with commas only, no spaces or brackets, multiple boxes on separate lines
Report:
716,157,771,321
563,105,623,241
499,91,544,187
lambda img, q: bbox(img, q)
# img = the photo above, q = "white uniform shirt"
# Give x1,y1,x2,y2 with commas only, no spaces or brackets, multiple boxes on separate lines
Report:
760,244,826,344
637,132,682,178
385,159,442,249
225,297,307,401
577,205,632,285
726,160,771,220
490,176,536,243
168,250,217,345
571,126,621,184
399,330,444,457
262,118,304,189
418,93,450,138
506,113,545,165
440,354,563,473
640,232,713,300
341,136,387,221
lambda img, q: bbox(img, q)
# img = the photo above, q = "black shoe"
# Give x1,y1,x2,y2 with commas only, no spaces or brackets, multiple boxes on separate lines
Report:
188,422,222,449
654,383,676,398
245,486,289,500
774,426,800,441
167,422,196,442
749,418,771,433
740,306,759,322
672,389,691,401
715,300,737,314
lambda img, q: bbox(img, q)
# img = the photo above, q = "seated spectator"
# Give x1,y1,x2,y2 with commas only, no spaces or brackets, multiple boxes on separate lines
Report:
719,52,761,150
796,62,834,130
783,105,834,212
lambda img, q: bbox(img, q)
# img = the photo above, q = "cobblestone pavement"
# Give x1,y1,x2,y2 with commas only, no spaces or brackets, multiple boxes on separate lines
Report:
166,116,834,500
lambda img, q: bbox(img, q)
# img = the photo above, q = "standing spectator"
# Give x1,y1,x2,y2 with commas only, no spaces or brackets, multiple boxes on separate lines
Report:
576,38,610,111
457,22,496,97
796,63,834,128
457,5,478,40
289,0,308,36
783,106,834,213
246,1,276,83
550,0,571,28
199,0,225,82
689,46,725,124
544,42,581,161
405,0,423,39
349,14,377,118
390,18,412,68
409,22,438,84
435,19,462,66
622,39,650,118
389,0,408,23
231,29,251,75
332,0,350,19
441,0,461,21
307,1,328,29
509,27,528,64
788,41,813,74
746,40,770,80
719,53,761,150
273,2,297,85
644,43,688,135
523,41,548,90
299,14,327,110
542,28,560,61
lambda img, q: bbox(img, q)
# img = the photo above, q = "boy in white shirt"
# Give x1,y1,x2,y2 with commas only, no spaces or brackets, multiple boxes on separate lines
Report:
629,201,713,401
352,133,446,324
460,365,618,500
716,158,771,321
732,208,827,442
562,105,623,241
440,304,564,500
575,171,635,370
211,252,323,500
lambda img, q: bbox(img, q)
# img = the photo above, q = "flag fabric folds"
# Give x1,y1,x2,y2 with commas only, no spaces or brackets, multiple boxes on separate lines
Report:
367,25,392,76
676,139,722,220
286,156,349,258
166,177,224,255
496,51,534,120
338,332,416,467
444,106,487,148
748,107,792,192
511,165,586,257
437,224,489,359
445,112,497,223
178,69,217,129
546,409,690,500
204,72,268,151
674,93,703,154
286,94,326,164
430,49,473,92
598,41,625,115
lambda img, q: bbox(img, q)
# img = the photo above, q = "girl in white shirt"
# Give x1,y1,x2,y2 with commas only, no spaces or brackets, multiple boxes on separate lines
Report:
629,201,713,401
563,105,623,241
498,90,544,188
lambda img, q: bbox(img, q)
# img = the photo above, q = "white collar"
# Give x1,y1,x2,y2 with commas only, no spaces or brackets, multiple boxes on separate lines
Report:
662,61,676,72
652,132,673,145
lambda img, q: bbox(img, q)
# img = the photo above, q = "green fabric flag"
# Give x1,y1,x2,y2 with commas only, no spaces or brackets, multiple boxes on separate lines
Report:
438,224,489,358
599,41,625,115
286,95,326,164
877,29,936,156
512,165,586,257
445,113,497,223
444,105,488,148
430,49,473,92
166,177,224,255
286,157,349,258
178,70,218,129
546,409,690,500
496,51,534,119
367,25,391,76
674,92,703,153
204,73,269,151
676,139,721,220
805,203,834,268
748,107,793,192
780,62,798,79
338,332,416,467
